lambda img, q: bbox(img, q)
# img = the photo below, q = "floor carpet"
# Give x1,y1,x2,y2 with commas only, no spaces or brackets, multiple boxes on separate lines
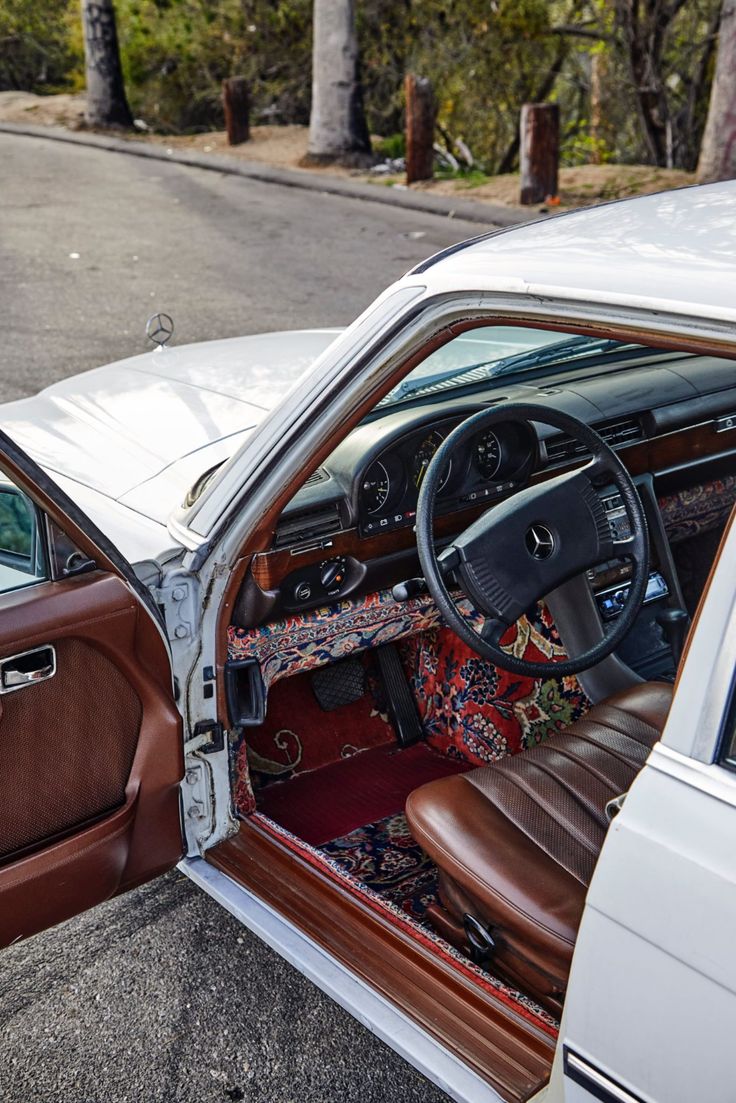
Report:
320,812,441,926
246,656,395,790
256,742,471,847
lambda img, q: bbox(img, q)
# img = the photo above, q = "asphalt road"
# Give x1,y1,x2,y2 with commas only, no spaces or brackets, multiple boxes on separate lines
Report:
0,132,497,1103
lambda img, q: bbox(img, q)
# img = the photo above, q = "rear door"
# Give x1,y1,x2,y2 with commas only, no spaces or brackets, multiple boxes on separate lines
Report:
0,430,183,947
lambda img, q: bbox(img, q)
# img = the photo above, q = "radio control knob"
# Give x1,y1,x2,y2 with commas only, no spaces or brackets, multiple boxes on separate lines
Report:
613,589,626,607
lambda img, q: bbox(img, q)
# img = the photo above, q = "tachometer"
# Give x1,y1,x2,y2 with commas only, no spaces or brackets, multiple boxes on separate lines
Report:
361,460,391,514
473,429,502,480
411,431,452,492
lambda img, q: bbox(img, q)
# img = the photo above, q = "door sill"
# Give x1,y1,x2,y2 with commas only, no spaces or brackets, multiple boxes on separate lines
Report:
200,817,555,1102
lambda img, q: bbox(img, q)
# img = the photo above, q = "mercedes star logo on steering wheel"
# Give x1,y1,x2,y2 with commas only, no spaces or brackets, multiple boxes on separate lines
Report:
525,523,555,561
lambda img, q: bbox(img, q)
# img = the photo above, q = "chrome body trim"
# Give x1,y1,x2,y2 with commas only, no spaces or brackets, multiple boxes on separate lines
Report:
564,1048,646,1103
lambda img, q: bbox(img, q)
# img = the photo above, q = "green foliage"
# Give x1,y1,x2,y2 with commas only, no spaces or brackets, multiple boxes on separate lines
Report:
0,0,724,171
116,0,312,132
0,0,79,93
358,0,563,171
373,133,405,159
435,166,491,188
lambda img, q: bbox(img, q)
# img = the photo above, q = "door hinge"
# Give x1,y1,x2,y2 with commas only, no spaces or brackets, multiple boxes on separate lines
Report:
181,759,213,846
154,569,199,644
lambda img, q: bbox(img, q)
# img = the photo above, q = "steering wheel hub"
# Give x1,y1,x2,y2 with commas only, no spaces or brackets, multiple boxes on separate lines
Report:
525,524,555,560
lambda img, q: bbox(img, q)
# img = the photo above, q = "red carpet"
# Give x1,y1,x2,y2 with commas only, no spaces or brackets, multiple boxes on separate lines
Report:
247,657,395,790
257,742,471,846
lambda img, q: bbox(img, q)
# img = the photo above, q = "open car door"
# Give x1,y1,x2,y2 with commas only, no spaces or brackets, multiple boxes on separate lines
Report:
0,430,183,947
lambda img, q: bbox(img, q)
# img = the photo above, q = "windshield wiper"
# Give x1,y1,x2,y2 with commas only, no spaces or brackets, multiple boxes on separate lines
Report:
487,335,633,378
379,335,639,408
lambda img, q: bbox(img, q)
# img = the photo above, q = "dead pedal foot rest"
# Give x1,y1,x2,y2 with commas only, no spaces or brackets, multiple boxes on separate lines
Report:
311,658,366,712
376,643,423,747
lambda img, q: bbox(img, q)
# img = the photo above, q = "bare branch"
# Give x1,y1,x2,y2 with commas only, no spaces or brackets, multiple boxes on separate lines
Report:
548,25,612,42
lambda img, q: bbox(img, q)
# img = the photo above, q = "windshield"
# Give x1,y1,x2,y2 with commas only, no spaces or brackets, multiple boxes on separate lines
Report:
377,326,643,409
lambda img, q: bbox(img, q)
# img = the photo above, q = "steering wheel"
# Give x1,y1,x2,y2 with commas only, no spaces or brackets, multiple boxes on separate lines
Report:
416,403,649,678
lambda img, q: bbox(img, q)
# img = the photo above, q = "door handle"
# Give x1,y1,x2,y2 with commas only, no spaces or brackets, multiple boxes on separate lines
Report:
0,645,56,693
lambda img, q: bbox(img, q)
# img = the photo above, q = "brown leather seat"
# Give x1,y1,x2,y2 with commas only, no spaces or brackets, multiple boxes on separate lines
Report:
405,682,673,1013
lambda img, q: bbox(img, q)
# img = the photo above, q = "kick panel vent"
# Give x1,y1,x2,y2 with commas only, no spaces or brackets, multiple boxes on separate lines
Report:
545,415,644,465
274,502,342,548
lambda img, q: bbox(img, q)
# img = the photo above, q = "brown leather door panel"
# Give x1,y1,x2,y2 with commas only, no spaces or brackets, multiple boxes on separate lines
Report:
0,571,183,946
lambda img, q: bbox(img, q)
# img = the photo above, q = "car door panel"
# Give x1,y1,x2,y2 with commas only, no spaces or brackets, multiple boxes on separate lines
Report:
0,570,183,946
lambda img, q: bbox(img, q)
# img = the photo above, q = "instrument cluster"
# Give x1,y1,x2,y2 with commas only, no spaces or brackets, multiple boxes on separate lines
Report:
359,417,535,535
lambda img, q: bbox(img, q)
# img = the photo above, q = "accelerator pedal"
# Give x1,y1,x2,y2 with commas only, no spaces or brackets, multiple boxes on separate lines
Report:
376,643,423,748
311,657,366,712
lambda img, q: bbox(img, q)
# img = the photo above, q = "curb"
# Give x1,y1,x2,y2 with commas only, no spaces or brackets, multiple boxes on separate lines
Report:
0,121,537,229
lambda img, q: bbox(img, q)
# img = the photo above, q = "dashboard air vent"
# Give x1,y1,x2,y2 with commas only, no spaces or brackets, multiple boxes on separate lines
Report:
304,467,329,487
273,502,342,548
545,415,644,465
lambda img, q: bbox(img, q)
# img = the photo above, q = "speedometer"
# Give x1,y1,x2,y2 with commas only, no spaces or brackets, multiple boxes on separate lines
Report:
473,429,502,480
411,431,452,492
361,460,391,514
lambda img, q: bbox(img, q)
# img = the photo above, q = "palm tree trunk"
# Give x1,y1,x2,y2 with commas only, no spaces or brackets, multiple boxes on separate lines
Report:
305,0,371,165
81,0,133,129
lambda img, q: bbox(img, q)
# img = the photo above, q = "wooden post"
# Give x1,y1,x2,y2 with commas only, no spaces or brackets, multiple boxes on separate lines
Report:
405,74,435,183
222,77,250,145
519,103,559,205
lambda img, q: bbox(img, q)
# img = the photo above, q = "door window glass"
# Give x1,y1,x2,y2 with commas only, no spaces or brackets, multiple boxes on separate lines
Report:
0,484,47,593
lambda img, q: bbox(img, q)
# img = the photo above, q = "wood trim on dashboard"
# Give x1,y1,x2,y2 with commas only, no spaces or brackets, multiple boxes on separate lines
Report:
250,419,734,592
207,816,556,1103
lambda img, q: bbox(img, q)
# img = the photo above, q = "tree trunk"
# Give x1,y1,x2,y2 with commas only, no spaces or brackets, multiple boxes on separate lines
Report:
697,0,736,182
520,103,559,205
223,77,250,145
81,0,132,129
404,74,435,183
305,0,371,165
615,0,688,168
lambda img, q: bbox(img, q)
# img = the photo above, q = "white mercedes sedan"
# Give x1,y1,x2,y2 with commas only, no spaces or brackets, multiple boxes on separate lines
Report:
1,184,735,1103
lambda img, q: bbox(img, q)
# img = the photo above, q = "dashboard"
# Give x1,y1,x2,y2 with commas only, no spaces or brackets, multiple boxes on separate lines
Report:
234,351,736,627
358,417,535,536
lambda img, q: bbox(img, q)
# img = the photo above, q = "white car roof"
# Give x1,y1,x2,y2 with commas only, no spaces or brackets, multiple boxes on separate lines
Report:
409,182,736,323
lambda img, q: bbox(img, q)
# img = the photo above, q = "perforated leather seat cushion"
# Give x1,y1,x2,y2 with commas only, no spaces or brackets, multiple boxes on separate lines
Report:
405,682,673,1004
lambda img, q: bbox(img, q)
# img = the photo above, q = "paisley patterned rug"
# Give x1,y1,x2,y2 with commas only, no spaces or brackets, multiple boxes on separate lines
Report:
320,811,440,926
399,610,590,769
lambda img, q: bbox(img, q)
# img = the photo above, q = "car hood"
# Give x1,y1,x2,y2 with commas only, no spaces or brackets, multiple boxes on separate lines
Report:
0,329,341,526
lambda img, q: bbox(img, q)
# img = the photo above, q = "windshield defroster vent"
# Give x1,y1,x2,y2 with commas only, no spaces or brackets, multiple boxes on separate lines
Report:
545,415,645,465
273,503,343,549
304,467,330,487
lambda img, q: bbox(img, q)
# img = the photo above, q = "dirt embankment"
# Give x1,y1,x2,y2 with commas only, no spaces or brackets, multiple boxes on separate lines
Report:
0,91,695,212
